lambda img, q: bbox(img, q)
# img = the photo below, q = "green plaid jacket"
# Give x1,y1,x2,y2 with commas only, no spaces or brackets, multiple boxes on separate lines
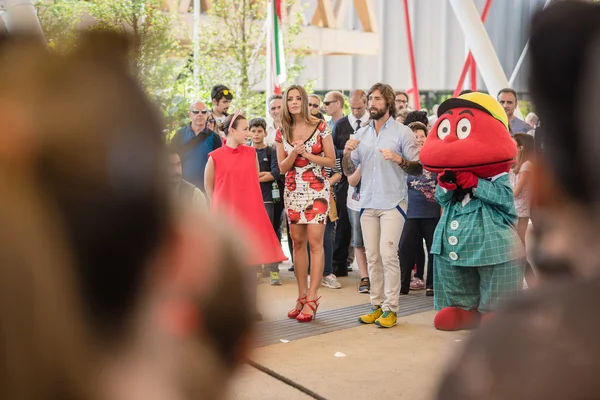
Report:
432,174,524,267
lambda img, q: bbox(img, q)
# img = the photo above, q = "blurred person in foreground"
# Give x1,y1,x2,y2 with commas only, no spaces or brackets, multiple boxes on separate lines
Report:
0,32,254,400
0,150,97,399
437,2,600,399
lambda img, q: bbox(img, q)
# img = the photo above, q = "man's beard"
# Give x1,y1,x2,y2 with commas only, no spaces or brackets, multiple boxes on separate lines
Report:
369,107,387,120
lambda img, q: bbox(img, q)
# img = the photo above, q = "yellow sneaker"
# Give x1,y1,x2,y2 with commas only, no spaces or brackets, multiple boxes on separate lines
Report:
358,306,383,324
375,310,397,328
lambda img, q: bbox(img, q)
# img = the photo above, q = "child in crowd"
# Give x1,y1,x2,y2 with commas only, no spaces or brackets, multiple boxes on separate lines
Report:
204,111,287,270
249,118,283,285
398,122,440,296
510,133,536,286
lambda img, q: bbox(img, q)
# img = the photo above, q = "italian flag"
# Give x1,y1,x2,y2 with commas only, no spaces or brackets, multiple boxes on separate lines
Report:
266,0,286,95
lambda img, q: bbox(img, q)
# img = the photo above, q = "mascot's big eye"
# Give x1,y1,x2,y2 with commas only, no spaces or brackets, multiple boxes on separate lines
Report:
456,118,471,139
437,119,451,140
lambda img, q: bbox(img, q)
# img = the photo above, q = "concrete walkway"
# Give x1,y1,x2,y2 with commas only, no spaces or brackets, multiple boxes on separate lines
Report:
230,261,470,400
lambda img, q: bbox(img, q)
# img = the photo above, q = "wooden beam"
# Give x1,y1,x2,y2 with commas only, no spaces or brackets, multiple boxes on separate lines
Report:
353,0,377,32
311,0,336,28
334,0,351,27
297,25,378,55
175,12,378,55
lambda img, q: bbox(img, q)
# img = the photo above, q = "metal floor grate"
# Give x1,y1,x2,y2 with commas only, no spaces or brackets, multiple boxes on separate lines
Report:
255,295,433,347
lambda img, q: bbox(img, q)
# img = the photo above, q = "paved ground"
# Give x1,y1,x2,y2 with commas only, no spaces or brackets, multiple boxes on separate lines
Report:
229,258,470,400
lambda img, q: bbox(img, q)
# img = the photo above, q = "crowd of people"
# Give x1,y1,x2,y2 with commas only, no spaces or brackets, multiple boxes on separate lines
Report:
170,73,538,328
7,1,600,399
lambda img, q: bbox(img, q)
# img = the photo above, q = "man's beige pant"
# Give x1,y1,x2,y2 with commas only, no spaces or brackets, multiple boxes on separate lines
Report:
360,202,407,313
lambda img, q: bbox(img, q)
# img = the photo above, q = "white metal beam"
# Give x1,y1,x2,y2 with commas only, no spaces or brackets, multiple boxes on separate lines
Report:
449,0,523,118
508,0,553,87
0,0,46,43
449,0,507,97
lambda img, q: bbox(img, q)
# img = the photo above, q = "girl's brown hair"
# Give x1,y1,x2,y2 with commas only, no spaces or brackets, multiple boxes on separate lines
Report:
280,85,320,142
513,133,535,173
219,113,247,136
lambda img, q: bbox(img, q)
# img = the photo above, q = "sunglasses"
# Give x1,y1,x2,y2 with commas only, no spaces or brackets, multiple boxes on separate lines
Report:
208,119,215,124
309,103,320,108
222,89,233,96
323,101,335,106
191,109,209,115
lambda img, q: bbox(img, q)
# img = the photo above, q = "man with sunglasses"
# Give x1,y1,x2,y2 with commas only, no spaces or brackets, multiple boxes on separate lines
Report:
171,100,222,192
323,91,345,131
211,84,234,125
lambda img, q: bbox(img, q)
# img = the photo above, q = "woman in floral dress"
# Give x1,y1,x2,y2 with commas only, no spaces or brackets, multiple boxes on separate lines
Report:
275,85,336,322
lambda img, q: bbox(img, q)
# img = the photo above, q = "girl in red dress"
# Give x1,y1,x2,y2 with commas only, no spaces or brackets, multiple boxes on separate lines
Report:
204,111,287,267
275,85,336,322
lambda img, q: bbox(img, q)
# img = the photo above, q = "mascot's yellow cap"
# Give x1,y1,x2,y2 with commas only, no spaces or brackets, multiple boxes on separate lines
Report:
438,92,509,130
459,92,509,130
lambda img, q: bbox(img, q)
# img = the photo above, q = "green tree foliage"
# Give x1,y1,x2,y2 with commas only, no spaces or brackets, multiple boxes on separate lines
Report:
37,0,309,137
190,0,309,117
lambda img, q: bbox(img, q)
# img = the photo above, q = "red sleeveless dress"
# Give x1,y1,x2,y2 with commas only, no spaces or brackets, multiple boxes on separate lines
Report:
209,144,287,266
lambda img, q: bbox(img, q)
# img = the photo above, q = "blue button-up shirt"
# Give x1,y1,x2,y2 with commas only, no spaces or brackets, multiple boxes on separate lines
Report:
509,117,532,135
351,117,420,210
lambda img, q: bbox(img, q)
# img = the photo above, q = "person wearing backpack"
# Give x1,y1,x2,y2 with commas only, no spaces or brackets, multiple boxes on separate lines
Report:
250,118,283,285
170,100,222,192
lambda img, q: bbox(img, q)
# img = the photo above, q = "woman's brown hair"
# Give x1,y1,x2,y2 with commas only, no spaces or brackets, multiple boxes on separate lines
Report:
280,85,320,142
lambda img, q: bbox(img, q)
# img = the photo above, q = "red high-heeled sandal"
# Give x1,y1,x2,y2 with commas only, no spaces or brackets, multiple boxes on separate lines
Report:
296,297,321,323
287,296,307,319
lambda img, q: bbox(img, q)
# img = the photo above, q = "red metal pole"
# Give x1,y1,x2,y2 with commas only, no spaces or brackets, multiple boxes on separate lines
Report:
453,55,472,98
402,0,420,109
469,53,477,91
452,0,493,97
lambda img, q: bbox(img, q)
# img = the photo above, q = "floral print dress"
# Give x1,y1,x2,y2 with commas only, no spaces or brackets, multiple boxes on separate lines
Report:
275,121,331,224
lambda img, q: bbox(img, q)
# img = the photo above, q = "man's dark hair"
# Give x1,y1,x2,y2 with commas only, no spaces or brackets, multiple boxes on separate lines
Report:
169,147,182,160
370,83,396,119
395,91,409,102
497,88,518,101
0,32,171,341
404,110,429,126
458,89,473,96
249,117,267,131
211,84,233,102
